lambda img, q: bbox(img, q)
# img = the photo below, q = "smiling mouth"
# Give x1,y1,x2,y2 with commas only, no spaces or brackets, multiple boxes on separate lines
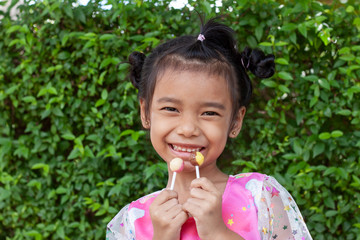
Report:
170,144,204,153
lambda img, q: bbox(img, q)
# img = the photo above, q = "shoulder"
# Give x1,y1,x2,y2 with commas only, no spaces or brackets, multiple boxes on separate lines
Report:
228,173,286,205
106,191,162,239
229,172,267,189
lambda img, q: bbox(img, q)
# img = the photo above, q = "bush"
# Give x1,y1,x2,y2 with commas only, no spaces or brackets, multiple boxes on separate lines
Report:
0,0,359,239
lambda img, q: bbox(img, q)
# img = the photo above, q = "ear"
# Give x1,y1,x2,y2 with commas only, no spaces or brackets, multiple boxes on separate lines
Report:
139,98,150,129
229,107,246,138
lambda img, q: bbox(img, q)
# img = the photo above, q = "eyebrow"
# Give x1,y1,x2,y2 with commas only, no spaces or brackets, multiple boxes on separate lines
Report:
156,97,226,110
201,102,226,110
156,97,181,104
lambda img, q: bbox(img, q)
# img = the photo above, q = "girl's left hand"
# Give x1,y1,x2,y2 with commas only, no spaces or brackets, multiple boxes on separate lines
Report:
182,177,230,240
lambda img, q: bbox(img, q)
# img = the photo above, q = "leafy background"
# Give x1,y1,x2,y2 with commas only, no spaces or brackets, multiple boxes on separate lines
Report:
0,0,359,239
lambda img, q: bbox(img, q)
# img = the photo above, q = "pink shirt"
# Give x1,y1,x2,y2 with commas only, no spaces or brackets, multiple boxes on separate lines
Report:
107,173,312,240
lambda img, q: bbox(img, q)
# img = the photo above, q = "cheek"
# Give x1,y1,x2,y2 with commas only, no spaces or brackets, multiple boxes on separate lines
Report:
206,123,229,144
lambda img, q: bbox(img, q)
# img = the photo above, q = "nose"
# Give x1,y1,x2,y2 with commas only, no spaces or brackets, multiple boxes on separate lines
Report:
176,115,200,138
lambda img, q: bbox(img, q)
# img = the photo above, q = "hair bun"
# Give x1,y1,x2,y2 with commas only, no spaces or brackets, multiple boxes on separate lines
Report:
241,47,275,79
128,51,146,89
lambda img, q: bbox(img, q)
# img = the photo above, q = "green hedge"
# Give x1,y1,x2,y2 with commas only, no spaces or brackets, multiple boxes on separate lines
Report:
0,0,359,239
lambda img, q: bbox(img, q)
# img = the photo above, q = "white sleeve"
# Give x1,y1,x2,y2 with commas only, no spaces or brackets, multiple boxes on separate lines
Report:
256,176,312,240
106,204,136,240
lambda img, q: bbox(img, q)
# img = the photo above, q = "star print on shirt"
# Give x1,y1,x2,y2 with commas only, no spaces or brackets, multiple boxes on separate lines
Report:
272,234,278,239
271,187,280,197
227,219,234,226
283,225,288,230
262,227,268,234
284,205,290,211
292,230,297,235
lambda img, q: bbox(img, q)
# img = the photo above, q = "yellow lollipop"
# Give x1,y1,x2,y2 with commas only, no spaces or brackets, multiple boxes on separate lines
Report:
190,152,204,178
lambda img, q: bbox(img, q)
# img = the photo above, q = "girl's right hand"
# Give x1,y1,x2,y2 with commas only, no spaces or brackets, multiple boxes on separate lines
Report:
149,190,188,240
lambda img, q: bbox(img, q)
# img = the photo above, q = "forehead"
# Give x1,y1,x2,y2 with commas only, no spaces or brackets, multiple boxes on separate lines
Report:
154,69,232,106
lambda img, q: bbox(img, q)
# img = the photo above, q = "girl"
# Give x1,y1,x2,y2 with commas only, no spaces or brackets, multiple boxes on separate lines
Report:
106,18,312,240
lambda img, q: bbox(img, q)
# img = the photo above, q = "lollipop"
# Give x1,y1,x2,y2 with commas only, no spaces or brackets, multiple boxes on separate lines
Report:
190,152,204,178
169,158,184,190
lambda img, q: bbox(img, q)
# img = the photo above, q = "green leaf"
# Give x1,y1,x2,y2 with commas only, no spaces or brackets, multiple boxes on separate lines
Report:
48,87,58,95
6,25,22,35
324,196,336,209
58,51,70,60
324,167,337,176
231,160,257,170
281,23,297,31
25,230,43,240
5,84,19,95
278,84,290,93
339,47,350,55
325,210,338,217
32,163,50,176
63,4,73,19
339,54,355,61
201,1,212,14
75,8,86,24
346,5,354,13
318,79,330,90
22,96,36,103
37,88,48,97
261,80,277,88
336,109,352,116
95,99,105,107
293,139,302,155
68,148,80,160
259,42,273,46
62,133,75,140
55,186,68,194
313,142,325,158
278,71,293,81
331,130,343,138
100,34,116,41
14,146,29,159
246,36,258,48
101,89,108,100
319,132,331,140
274,41,288,47
298,23,307,37
255,25,263,41
275,58,289,65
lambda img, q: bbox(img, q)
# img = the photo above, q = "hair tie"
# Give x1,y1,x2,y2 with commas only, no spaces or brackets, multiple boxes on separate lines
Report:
197,34,205,42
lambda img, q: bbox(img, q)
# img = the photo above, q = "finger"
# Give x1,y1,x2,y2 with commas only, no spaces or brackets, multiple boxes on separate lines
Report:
189,187,211,200
182,197,203,215
173,210,188,225
160,198,180,212
190,177,218,193
152,190,178,206
167,204,184,219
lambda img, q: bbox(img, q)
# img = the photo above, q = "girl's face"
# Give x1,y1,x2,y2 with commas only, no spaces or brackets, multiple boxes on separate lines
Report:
140,68,245,172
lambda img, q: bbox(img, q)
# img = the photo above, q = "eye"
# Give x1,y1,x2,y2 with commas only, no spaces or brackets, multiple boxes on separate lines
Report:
162,107,178,112
202,111,219,116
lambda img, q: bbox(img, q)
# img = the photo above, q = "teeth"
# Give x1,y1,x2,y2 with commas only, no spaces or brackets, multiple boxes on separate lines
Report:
173,145,200,153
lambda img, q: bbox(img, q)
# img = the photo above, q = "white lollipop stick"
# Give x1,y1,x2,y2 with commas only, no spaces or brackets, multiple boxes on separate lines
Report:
195,166,200,179
170,172,177,190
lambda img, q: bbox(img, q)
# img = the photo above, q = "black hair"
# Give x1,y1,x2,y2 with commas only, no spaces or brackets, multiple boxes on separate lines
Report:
128,18,275,123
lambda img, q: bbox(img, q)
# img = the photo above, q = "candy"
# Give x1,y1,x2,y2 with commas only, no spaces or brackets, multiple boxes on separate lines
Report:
190,152,204,178
169,158,184,190
190,152,204,166
170,158,184,173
